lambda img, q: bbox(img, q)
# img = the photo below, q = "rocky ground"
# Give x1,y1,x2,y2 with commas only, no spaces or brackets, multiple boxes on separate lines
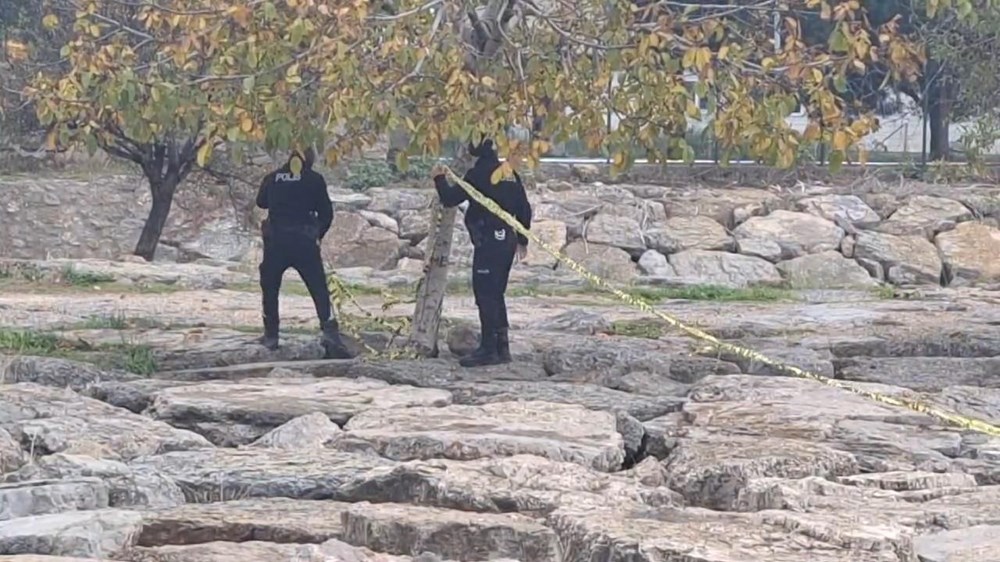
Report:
2,259,1000,561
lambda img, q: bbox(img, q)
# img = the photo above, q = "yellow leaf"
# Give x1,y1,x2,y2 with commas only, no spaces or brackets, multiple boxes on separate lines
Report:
42,14,59,29
612,151,625,168
44,128,58,150
196,142,213,167
481,76,496,87
820,1,832,20
718,45,730,60
803,122,821,141
240,117,253,133
490,162,512,185
832,130,850,151
686,101,702,119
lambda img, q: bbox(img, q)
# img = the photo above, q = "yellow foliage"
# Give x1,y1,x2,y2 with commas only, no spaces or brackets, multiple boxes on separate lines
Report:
21,0,973,172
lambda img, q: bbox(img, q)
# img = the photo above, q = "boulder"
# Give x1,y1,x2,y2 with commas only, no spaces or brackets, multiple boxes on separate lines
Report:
0,509,143,559
145,377,452,446
364,188,434,216
335,401,626,471
0,479,109,522
522,220,567,268
645,216,733,254
796,194,881,228
341,502,560,561
935,221,1000,285
357,209,399,234
776,251,878,289
668,250,783,288
853,231,942,285
583,214,645,254
0,384,212,462
562,242,637,284
879,195,972,237
637,250,672,276
5,453,184,509
733,210,845,259
736,237,785,262
248,412,344,449
397,210,432,242
136,498,349,546
323,211,405,270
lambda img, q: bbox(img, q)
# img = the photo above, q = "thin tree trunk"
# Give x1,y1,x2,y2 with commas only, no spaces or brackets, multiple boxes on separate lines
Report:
408,149,473,357
926,61,952,162
134,175,179,261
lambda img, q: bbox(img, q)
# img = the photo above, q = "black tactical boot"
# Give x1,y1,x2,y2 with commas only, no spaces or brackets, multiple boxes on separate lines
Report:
459,329,500,368
321,318,354,359
495,328,512,364
258,317,279,351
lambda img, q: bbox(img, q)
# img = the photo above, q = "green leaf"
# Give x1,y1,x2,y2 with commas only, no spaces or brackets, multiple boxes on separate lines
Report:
828,150,844,173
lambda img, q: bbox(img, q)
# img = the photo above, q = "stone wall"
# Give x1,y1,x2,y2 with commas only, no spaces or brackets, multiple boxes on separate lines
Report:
4,168,1000,289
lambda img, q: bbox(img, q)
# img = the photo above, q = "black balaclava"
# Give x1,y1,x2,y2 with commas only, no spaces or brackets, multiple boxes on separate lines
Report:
289,146,317,171
468,138,498,162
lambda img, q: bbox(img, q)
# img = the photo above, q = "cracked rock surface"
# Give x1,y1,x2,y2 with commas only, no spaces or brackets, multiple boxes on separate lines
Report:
5,258,1000,561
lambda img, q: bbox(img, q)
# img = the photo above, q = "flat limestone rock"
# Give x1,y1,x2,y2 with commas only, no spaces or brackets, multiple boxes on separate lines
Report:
138,497,347,546
337,401,625,472
664,434,859,510
0,356,139,391
249,412,343,449
342,502,559,561
0,384,211,461
0,479,108,522
0,554,102,562
0,509,143,559
914,525,1000,562
124,539,422,562
125,539,414,562
0,427,25,474
548,505,900,562
334,454,679,515
833,356,1000,392
128,449,396,502
145,377,452,446
444,381,684,421
5,453,184,510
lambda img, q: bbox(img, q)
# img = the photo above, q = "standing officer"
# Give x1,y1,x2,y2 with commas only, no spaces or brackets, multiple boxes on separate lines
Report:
432,138,533,368
255,146,353,359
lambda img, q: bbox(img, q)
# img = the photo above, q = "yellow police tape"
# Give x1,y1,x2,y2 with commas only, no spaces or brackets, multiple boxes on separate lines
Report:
439,166,1000,437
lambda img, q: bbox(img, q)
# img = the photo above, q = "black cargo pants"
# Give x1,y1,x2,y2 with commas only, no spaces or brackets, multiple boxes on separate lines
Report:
471,225,517,335
259,223,333,325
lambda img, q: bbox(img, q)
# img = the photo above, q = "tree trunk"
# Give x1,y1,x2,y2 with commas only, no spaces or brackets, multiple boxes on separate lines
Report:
133,175,179,261
408,150,473,357
926,61,953,162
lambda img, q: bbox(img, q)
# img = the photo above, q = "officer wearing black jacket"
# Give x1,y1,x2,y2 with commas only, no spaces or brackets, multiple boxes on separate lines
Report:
433,139,533,367
255,147,353,359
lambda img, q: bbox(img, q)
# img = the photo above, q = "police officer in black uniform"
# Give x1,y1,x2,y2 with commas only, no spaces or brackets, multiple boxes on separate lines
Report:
432,138,533,367
255,147,353,359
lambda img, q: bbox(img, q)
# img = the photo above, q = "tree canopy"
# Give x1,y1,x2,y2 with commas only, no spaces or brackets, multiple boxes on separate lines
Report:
29,0,990,169
16,0,996,258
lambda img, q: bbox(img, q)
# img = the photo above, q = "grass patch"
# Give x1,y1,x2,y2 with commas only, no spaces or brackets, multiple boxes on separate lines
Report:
507,283,792,303
609,319,665,339
627,284,792,303
0,328,60,354
61,266,116,287
98,343,158,375
870,284,897,299
0,326,158,375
